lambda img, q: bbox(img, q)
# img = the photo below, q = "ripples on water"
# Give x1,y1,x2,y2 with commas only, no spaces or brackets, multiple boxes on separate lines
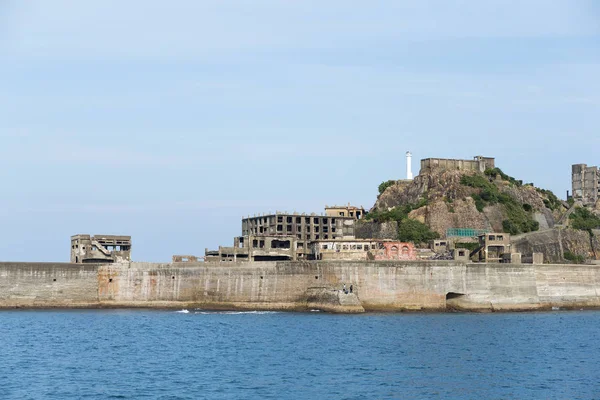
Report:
0,310,599,399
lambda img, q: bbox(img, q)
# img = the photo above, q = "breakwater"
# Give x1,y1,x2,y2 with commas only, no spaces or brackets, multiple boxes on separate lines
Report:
1,261,600,312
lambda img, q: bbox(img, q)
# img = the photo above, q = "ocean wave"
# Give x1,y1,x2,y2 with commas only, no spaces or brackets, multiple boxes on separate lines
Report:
193,310,280,315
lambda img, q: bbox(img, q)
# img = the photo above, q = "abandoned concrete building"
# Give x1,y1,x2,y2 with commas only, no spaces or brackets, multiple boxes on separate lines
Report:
572,163,600,205
70,234,131,263
324,204,366,219
242,211,358,258
205,235,297,262
472,233,511,263
310,239,416,261
420,155,495,174
431,239,453,254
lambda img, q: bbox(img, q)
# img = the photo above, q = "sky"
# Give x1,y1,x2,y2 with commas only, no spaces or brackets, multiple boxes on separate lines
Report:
1,1,599,262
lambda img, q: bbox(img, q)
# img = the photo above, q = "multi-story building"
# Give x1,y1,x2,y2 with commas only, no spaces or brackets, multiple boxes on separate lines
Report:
71,234,131,263
572,164,600,205
242,212,357,258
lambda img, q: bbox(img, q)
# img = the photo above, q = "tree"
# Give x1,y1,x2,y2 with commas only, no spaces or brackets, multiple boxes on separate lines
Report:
398,218,439,243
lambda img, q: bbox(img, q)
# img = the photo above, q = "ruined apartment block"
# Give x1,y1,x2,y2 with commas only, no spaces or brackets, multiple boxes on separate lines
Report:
205,235,297,262
572,164,600,205
242,212,358,258
420,155,495,175
71,234,131,263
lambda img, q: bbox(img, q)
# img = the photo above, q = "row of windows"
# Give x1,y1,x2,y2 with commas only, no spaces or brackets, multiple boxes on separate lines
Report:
248,226,338,234
321,244,377,250
247,216,338,226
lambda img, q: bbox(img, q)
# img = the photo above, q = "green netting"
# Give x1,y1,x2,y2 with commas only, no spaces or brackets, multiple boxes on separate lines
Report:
446,228,488,238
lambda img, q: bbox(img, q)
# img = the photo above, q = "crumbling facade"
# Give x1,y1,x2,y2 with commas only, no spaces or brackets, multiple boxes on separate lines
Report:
172,255,199,263
572,164,600,205
420,155,495,175
324,204,366,219
473,233,511,263
309,239,416,261
242,212,357,258
71,234,131,263
205,235,297,262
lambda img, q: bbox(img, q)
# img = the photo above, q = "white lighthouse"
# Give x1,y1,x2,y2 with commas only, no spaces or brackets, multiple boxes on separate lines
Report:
406,151,413,180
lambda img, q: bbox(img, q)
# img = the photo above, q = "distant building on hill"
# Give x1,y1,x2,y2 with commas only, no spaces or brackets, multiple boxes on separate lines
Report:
572,164,600,205
420,155,495,175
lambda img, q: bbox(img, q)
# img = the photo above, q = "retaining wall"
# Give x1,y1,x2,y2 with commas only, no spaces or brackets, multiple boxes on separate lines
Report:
1,261,600,312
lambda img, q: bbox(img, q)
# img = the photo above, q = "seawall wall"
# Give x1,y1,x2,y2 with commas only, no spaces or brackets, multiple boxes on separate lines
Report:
1,261,600,312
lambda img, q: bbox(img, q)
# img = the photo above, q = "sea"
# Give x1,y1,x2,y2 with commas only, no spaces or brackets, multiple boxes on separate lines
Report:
0,310,598,400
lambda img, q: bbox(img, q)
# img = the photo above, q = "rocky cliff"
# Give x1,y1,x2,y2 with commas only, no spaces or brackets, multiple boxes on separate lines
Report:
361,166,600,262
371,167,564,236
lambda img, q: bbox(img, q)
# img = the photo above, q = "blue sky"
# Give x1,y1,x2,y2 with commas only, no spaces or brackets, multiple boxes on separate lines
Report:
1,1,599,262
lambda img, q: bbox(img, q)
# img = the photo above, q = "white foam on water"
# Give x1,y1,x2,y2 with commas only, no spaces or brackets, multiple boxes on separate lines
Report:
175,309,190,313
310,309,321,312
193,310,280,315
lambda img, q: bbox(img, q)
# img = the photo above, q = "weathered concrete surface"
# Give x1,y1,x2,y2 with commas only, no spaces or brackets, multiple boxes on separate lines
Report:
0,263,99,307
512,228,600,262
2,261,600,312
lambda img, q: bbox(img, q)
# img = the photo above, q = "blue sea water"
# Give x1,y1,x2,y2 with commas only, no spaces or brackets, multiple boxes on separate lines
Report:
0,310,599,399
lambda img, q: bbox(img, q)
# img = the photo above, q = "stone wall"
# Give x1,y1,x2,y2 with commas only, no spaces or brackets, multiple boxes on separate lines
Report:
355,221,399,239
2,260,600,312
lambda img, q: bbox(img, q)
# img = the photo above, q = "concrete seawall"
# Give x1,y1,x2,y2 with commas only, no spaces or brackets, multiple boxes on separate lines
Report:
1,261,600,312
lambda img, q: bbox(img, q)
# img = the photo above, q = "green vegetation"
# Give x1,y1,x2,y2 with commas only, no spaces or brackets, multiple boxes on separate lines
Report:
378,180,396,195
563,251,585,264
366,199,438,243
365,199,428,223
484,167,523,186
461,174,495,191
398,219,439,243
569,207,600,233
470,193,486,213
460,172,539,235
536,188,562,211
501,202,539,235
